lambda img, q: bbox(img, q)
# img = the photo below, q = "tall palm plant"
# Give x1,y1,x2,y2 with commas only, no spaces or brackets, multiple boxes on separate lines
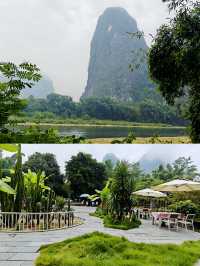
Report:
110,161,135,221
13,144,24,212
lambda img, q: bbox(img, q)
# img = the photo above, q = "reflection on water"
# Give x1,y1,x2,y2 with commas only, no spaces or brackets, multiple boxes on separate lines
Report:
35,125,186,139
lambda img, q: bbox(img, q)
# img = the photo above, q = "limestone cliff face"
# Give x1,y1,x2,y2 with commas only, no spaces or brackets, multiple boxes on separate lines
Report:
82,7,154,101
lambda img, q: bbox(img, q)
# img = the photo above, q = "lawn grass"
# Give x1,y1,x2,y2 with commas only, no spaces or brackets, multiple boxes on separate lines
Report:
35,232,200,266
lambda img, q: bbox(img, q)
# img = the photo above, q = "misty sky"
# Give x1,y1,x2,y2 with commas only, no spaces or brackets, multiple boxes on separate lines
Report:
4,144,200,174
0,0,169,100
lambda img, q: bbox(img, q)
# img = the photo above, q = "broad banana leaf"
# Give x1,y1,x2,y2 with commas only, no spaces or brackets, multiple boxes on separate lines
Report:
91,196,100,202
2,176,11,183
0,144,18,153
0,180,16,194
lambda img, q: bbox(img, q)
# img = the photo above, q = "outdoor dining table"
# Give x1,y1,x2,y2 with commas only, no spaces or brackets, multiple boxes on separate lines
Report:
151,212,181,226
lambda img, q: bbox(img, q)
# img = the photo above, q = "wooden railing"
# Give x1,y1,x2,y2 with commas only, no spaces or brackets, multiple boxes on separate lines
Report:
0,211,82,232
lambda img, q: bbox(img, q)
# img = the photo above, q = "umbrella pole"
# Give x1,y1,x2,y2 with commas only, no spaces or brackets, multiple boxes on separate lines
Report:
150,198,153,209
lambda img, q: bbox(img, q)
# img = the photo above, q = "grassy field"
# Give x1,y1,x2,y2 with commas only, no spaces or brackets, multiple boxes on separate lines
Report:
35,232,200,266
11,116,185,128
89,136,191,144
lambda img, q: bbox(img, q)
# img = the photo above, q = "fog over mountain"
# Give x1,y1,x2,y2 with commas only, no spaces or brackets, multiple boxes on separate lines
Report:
21,76,55,99
103,149,173,173
0,0,169,100
138,153,172,173
0,74,54,99
103,153,119,166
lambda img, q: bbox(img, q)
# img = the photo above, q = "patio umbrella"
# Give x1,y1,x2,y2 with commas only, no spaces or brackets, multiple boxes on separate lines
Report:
80,194,90,198
133,188,167,198
153,179,200,192
133,188,167,209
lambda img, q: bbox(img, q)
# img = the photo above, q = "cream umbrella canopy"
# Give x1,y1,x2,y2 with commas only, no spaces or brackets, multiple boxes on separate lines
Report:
133,188,167,210
153,179,200,192
133,188,167,198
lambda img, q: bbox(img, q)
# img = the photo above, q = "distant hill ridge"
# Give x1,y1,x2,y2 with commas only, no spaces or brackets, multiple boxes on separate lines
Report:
21,76,55,99
0,74,54,99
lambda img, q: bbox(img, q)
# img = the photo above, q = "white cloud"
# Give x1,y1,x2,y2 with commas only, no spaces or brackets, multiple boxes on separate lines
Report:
0,0,169,100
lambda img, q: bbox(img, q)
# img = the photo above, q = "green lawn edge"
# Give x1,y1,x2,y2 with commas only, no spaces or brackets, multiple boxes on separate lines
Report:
35,232,200,266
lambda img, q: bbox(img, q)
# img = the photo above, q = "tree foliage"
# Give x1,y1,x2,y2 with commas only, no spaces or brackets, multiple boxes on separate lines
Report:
136,156,200,190
23,94,186,125
0,147,58,212
149,0,200,142
0,62,41,128
65,152,107,199
23,152,64,195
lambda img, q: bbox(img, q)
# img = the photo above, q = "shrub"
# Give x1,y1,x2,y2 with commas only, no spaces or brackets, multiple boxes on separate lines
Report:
169,200,199,215
91,209,141,230
90,207,106,218
55,196,65,211
103,215,141,230
0,126,85,143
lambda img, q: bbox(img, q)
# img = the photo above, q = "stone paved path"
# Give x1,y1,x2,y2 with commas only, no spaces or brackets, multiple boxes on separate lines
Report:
0,206,200,266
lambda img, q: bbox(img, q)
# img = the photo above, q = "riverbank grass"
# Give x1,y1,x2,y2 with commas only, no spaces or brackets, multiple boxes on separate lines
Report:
11,116,183,128
89,136,190,144
36,232,200,266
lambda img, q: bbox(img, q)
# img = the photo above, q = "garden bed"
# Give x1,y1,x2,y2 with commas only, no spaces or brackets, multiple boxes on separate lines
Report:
90,211,141,230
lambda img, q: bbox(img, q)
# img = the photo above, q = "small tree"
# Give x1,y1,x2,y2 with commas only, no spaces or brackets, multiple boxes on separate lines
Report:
149,0,200,142
110,161,135,221
0,62,41,128
55,196,65,211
